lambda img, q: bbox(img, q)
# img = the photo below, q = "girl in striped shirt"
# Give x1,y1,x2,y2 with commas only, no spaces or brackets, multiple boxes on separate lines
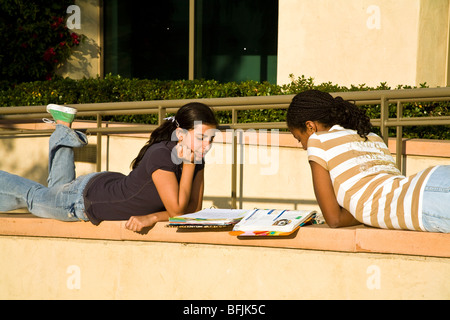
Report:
287,90,449,233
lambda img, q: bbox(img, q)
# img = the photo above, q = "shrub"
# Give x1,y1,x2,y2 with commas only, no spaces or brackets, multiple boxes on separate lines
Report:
0,0,83,84
0,75,448,139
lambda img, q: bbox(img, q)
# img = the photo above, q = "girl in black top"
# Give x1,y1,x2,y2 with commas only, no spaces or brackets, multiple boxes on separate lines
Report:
0,102,218,232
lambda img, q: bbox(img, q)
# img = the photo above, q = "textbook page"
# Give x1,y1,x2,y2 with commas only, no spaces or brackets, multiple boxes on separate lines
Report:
168,209,250,227
173,209,249,221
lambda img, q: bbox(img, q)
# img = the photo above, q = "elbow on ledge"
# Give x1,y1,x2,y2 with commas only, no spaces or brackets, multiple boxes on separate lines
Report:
326,220,343,229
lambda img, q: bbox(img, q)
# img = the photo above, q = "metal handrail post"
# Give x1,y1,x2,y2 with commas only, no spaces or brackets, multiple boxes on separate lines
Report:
231,108,238,209
396,101,405,174
380,96,389,145
231,130,237,209
96,114,102,172
158,106,166,125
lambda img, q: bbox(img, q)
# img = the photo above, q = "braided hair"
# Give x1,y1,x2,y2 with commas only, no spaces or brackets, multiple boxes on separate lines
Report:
287,90,372,139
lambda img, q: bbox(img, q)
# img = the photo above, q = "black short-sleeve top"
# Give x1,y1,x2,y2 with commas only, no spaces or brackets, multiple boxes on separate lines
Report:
83,141,204,225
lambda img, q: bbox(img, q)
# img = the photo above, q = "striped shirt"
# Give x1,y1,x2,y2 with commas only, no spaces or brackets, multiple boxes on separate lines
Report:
307,125,436,231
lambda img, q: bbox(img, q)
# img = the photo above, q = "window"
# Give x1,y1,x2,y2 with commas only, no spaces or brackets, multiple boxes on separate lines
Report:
104,0,278,83
195,0,278,83
104,0,189,80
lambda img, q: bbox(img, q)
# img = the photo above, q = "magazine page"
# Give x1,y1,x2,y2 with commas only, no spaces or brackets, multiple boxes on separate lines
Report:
231,209,316,236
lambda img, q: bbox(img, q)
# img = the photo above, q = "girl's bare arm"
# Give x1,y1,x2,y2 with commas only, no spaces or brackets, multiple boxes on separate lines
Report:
309,161,361,228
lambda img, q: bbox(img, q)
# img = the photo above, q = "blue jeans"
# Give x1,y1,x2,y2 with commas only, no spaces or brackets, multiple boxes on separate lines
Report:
422,165,450,233
0,125,99,221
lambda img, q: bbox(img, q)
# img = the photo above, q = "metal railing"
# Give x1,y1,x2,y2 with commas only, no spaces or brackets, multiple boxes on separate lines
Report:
1,87,450,208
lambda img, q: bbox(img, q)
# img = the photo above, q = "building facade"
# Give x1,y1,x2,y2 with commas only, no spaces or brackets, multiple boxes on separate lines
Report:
58,0,450,87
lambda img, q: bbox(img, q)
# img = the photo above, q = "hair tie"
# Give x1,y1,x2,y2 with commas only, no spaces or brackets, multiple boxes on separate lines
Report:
164,116,180,127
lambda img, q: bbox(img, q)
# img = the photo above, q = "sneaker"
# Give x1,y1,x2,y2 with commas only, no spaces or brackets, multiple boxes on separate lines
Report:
45,104,77,124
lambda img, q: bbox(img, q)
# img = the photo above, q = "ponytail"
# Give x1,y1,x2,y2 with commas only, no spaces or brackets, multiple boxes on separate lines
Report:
130,119,178,170
287,90,372,139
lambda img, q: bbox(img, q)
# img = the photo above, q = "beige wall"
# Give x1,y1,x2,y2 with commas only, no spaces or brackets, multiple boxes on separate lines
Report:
57,0,102,79
277,0,450,87
416,0,450,86
1,236,448,299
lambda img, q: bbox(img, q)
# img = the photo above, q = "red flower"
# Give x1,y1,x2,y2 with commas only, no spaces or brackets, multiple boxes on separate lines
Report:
51,16,64,29
71,33,80,45
43,47,56,61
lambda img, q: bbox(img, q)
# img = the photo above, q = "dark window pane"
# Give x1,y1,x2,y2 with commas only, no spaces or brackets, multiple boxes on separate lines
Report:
103,0,278,83
195,0,278,83
104,0,189,80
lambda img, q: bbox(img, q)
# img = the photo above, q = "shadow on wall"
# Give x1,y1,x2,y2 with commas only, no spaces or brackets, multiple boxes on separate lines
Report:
57,36,101,79
0,136,48,185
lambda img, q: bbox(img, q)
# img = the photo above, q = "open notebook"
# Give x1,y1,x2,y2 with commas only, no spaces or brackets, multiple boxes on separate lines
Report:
168,209,249,228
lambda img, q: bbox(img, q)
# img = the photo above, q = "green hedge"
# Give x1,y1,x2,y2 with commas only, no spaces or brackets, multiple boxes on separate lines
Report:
1,74,449,139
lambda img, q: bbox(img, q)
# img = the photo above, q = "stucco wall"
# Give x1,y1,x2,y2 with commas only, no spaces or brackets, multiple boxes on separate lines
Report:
1,236,448,299
277,0,450,87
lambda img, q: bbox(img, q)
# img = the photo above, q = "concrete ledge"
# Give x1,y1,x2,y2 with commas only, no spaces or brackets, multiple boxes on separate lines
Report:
0,213,449,258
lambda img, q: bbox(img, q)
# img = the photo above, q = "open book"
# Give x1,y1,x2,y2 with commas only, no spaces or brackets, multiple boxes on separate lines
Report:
230,209,317,236
168,208,317,235
168,208,249,228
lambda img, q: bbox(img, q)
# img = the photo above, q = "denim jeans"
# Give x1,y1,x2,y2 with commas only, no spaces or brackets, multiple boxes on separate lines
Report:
422,165,450,233
0,125,99,221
